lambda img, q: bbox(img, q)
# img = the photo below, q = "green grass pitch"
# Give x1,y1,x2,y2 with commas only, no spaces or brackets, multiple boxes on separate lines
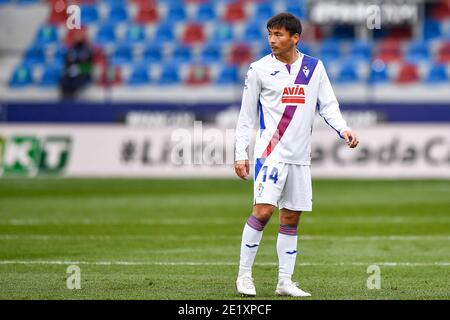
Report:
0,178,449,300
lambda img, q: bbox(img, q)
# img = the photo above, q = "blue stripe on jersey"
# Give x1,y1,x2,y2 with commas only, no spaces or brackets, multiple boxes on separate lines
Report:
316,103,342,137
254,157,266,181
258,100,266,131
295,55,319,85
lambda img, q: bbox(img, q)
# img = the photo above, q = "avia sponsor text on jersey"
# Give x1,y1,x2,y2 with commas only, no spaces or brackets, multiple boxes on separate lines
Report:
281,86,305,104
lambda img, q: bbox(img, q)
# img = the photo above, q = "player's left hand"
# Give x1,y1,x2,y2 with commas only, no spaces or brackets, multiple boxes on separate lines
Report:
342,131,359,148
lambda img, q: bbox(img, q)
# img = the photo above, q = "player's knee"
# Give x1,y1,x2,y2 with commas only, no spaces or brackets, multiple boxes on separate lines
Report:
280,211,301,226
252,204,275,223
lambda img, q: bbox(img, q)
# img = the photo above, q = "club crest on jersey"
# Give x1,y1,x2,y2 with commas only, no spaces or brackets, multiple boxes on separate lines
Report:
281,85,305,104
302,65,310,78
256,182,264,197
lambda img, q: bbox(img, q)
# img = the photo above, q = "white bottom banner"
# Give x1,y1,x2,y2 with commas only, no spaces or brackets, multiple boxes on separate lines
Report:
0,124,449,178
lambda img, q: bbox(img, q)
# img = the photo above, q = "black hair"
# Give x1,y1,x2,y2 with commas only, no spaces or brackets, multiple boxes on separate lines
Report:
266,12,302,37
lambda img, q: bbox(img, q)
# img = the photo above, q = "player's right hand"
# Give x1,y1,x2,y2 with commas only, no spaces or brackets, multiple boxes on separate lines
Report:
234,160,250,180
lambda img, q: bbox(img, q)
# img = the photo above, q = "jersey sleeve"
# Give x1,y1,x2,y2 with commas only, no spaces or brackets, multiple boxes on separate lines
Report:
316,60,351,138
234,64,261,161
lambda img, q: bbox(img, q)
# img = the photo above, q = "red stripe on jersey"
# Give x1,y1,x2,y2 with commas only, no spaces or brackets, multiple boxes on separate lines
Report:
281,97,305,104
261,105,297,158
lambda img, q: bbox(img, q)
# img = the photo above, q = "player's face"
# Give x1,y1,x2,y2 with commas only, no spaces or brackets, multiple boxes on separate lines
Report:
267,27,299,56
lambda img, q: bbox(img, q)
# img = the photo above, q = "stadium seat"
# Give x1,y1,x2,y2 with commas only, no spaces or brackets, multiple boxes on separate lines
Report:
425,63,448,83
254,2,274,21
135,2,159,24
211,24,235,44
285,0,307,19
95,24,117,44
349,41,372,62
405,41,430,64
437,42,450,63
182,23,206,45
195,2,216,21
242,22,264,43
200,43,222,64
229,43,253,66
23,46,46,66
298,42,313,56
185,65,211,85
154,23,176,43
142,44,163,64
111,44,134,65
16,0,40,4
97,65,123,86
318,40,341,63
124,24,146,44
369,61,389,84
39,63,62,87
127,63,151,85
430,1,450,20
335,62,359,83
103,0,126,5
80,4,99,25
48,2,68,25
375,39,402,62
107,5,129,24
34,25,58,46
171,45,192,65
52,45,67,65
158,65,180,85
395,63,420,84
423,20,442,40
166,4,187,22
216,65,239,84
223,1,246,23
9,65,33,87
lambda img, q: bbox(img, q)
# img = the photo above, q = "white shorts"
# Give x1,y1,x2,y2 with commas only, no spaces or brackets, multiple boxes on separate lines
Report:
253,161,312,211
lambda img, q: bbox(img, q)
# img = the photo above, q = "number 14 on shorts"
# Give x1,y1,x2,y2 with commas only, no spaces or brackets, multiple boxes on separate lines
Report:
261,166,279,184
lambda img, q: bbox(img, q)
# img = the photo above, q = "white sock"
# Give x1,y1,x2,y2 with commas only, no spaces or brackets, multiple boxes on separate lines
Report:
277,224,298,282
238,215,267,278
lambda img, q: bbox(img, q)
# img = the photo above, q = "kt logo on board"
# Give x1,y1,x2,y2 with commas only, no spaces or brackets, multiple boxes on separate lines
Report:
0,136,72,177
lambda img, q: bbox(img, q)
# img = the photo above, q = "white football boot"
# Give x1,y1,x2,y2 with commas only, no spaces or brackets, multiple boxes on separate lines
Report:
235,275,256,296
275,279,311,297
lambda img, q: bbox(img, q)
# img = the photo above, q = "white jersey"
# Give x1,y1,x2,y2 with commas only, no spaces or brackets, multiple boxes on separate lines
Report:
235,51,350,174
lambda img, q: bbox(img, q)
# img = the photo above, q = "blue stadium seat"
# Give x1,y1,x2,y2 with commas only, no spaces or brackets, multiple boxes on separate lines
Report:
124,24,146,44
405,41,430,64
9,65,33,87
254,2,274,20
423,20,442,40
52,45,67,65
23,45,46,66
154,23,176,43
171,46,192,65
201,44,222,64
34,25,58,46
369,62,389,84
39,63,62,87
103,0,125,5
16,0,39,4
425,63,448,83
211,24,235,44
286,0,306,19
80,5,99,25
216,66,239,85
142,44,163,64
349,41,372,62
242,22,263,43
111,44,133,65
95,24,117,44
166,4,186,22
196,3,216,21
335,62,359,83
128,63,151,85
158,65,180,85
0,0,10,5
298,42,313,56
107,5,128,24
318,40,341,63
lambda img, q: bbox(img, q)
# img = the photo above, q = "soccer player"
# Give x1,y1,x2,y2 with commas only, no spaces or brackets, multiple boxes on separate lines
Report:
234,13,359,297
